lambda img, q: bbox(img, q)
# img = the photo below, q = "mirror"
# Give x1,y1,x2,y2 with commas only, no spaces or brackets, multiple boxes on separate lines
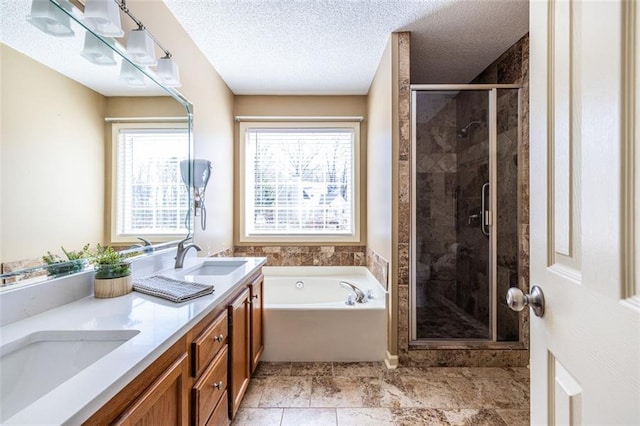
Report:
0,0,194,287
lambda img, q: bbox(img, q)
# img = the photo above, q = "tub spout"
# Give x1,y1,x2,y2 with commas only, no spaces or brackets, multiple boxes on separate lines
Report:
339,281,367,303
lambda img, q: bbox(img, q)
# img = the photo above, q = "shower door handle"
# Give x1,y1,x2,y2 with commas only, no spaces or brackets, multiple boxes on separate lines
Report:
481,182,490,236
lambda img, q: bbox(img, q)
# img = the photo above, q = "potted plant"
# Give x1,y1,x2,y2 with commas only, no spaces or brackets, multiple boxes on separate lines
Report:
42,244,90,277
92,244,132,298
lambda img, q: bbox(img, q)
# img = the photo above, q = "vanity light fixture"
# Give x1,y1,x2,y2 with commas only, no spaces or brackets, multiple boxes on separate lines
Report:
120,60,146,86
157,56,181,87
126,27,157,66
27,0,74,37
80,32,116,65
82,0,124,37
27,0,181,87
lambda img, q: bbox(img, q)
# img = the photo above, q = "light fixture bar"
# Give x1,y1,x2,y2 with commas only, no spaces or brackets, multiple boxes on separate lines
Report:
116,0,171,58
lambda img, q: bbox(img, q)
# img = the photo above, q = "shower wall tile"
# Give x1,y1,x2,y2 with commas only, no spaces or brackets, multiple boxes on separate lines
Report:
400,33,529,367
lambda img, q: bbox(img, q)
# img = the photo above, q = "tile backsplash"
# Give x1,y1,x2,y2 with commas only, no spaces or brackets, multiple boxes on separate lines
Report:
233,245,366,267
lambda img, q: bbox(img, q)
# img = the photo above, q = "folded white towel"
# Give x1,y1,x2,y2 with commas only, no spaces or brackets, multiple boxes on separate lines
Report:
133,275,213,303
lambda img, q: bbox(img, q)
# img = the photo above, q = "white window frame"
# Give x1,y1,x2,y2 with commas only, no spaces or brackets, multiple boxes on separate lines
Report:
238,121,361,244
110,122,189,244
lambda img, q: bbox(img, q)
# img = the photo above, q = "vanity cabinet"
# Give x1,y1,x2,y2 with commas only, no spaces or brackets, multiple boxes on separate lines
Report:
191,310,229,426
114,353,189,425
248,275,264,374
227,287,251,420
84,269,264,426
83,336,190,426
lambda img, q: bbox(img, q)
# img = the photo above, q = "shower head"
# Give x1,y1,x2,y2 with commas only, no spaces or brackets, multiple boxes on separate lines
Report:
457,120,482,138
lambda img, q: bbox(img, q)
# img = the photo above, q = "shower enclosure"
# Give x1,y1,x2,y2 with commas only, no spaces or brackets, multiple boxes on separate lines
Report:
410,85,521,344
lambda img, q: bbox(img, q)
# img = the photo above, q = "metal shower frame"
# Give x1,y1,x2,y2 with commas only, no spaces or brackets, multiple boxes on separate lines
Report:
409,84,522,345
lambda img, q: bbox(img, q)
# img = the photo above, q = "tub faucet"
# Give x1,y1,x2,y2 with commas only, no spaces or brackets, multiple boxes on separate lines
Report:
174,238,202,268
339,281,367,303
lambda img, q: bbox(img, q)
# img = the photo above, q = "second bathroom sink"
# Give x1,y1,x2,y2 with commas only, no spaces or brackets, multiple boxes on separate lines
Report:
186,260,248,276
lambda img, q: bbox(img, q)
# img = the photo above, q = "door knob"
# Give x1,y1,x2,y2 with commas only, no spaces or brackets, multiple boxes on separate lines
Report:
506,286,545,317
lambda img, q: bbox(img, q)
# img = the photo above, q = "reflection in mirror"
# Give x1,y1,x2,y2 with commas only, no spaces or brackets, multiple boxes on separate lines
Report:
0,0,193,288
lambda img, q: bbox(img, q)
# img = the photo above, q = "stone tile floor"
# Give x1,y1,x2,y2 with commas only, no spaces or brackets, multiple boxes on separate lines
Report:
232,362,530,425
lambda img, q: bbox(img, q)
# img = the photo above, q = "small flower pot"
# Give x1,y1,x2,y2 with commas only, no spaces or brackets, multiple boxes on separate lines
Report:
94,262,132,298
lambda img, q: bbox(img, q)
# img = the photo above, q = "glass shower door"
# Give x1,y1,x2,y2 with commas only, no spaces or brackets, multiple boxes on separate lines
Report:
413,90,491,340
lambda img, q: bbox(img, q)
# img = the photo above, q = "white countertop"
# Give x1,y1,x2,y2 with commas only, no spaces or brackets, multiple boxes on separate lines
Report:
0,256,266,425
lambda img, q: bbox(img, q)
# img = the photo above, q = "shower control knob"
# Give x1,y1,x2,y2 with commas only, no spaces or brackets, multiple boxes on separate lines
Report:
506,286,545,318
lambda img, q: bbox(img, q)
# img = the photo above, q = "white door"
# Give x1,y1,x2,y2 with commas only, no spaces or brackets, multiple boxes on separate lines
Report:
529,0,640,424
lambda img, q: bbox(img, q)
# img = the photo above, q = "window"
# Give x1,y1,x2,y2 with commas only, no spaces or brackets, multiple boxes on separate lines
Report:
111,123,189,242
239,122,360,243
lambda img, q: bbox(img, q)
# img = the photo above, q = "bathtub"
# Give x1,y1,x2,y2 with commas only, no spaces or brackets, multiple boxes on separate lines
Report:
262,266,387,362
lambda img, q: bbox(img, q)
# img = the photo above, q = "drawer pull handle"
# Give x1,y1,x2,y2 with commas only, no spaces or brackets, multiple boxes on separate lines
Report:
213,334,224,342
252,294,259,300
213,381,223,389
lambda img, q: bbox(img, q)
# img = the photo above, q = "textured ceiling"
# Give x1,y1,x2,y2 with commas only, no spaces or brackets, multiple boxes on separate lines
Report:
164,0,529,95
1,1,529,97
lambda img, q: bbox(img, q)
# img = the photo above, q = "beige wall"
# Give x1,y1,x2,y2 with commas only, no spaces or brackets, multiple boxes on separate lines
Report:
366,39,393,262
1,44,105,263
105,97,186,118
366,35,398,358
128,0,235,256
233,95,368,245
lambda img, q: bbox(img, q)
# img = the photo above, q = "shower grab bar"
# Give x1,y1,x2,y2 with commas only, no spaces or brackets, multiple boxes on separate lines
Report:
481,182,490,237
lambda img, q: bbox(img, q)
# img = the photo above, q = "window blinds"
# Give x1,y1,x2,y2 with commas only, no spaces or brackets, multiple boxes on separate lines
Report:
245,128,354,235
117,128,189,236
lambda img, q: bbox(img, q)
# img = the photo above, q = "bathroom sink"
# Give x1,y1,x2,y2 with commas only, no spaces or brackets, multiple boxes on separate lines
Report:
186,260,248,276
0,329,139,421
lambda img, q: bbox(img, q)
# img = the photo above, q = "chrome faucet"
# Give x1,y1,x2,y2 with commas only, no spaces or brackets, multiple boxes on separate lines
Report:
174,238,202,268
128,237,154,253
339,281,367,304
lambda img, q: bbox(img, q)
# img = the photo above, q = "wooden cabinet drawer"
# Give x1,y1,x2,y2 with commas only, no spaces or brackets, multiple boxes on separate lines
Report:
193,345,228,426
192,311,228,377
205,392,229,426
